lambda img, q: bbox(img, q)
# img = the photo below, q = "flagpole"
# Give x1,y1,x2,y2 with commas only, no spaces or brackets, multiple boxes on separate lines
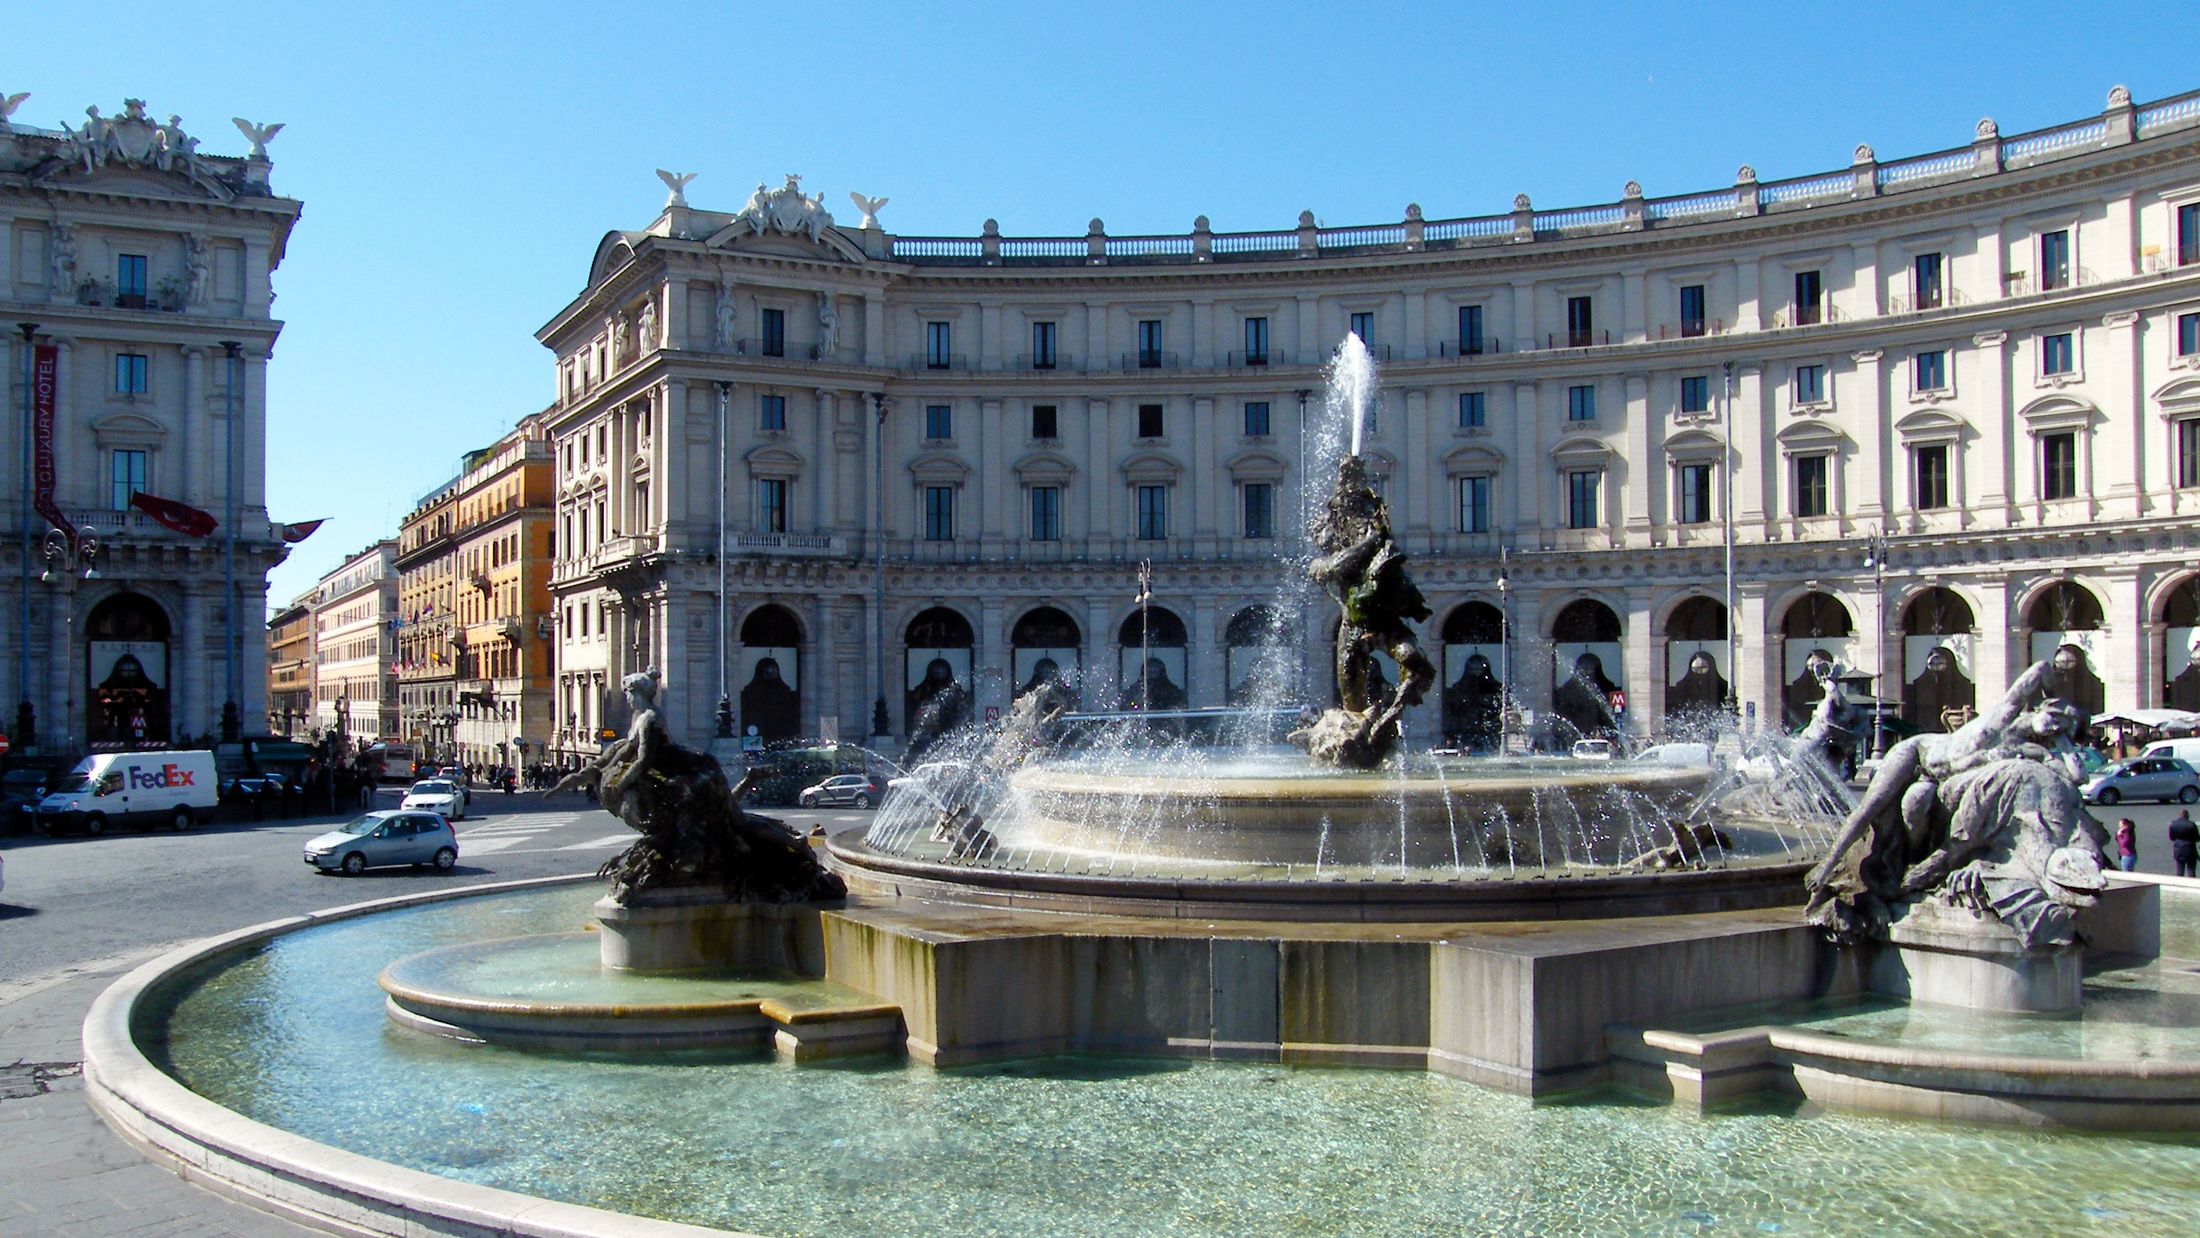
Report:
221,341,241,741
15,323,35,748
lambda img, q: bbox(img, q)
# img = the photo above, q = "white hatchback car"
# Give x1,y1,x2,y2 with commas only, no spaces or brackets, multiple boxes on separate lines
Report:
401,779,468,820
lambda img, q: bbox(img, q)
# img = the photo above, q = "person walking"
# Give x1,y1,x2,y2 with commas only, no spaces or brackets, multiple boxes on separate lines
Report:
2115,817,2139,873
2170,808,2199,879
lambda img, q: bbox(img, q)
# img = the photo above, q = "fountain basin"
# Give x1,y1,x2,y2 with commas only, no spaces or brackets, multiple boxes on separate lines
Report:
1008,760,1713,869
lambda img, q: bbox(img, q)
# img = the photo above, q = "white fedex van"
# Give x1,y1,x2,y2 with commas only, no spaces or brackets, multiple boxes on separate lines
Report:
36,750,220,834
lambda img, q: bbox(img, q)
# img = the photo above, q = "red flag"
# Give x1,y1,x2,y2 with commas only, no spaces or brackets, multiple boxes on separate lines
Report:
279,518,327,543
130,491,219,537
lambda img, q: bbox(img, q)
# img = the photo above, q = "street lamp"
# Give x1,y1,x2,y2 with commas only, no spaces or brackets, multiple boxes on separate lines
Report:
1863,532,1890,758
219,340,242,742
715,380,732,738
870,391,891,739
1720,360,1739,732
40,528,98,583
1496,544,1513,750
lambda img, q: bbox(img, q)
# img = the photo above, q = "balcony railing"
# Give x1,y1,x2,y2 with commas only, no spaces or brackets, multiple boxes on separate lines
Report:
905,353,970,372
1123,350,1181,370
1014,353,1077,371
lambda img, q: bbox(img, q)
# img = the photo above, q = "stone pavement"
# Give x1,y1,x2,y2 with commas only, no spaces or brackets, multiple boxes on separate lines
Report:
0,962,312,1236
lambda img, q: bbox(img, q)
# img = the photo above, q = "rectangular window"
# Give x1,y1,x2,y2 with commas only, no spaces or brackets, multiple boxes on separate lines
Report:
1914,444,1950,510
1244,316,1270,364
114,352,148,394
924,486,955,540
1030,486,1061,541
110,449,147,511
1458,476,1489,534
1793,454,1829,518
1567,470,1601,529
1566,296,1594,347
2040,229,2071,290
1138,319,1163,367
1243,483,1274,539
1031,404,1058,439
1679,375,1709,414
1138,403,1164,438
1794,364,1826,404
1349,311,1374,348
1459,305,1485,354
1914,252,1944,309
761,307,786,357
925,404,953,440
1914,349,1947,391
1136,485,1168,540
2177,419,2200,488
1458,391,1486,429
2180,311,2200,358
1243,401,1271,437
1676,462,1714,524
1031,321,1057,369
2041,432,2077,500
2180,203,2200,267
2041,332,2075,376
759,394,786,432
757,479,787,534
926,321,952,369
1567,384,1596,422
1793,269,1822,325
1679,284,1706,337
116,253,148,306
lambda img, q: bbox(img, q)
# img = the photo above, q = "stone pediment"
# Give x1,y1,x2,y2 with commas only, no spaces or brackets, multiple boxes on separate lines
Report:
89,411,168,444
588,233,643,287
2016,394,2097,433
910,451,971,484
1663,427,1726,462
1549,433,1612,466
2151,375,2200,416
745,445,806,475
1775,419,1848,450
1223,448,1289,481
1441,442,1504,475
701,222,866,264
1014,450,1078,484
1894,408,1966,443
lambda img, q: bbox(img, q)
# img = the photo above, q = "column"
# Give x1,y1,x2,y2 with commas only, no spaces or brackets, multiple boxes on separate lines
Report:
1190,299,1214,368
862,293,886,367
1084,397,1110,555
2097,311,2143,518
1848,240,1881,321
1620,269,1647,344
977,595,1008,720
1085,301,1109,372
1508,279,1536,353
813,391,838,534
1509,382,1540,531
2103,566,2145,714
1730,365,1767,527
1624,375,1653,535
978,397,1004,552
1402,289,1426,360
1967,332,2010,522
1191,397,1217,548
1849,349,1889,525
1402,388,1431,539
1191,595,1221,707
1623,590,1654,741
979,303,1002,371
1980,573,2016,703
1731,258,1761,332
1295,293,1320,361
178,344,203,505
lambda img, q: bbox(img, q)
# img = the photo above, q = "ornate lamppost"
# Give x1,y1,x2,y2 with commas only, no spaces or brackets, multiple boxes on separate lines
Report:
1863,532,1890,758
870,391,891,739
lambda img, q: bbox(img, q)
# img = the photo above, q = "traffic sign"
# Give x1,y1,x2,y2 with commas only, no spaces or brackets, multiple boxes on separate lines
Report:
0,734,10,756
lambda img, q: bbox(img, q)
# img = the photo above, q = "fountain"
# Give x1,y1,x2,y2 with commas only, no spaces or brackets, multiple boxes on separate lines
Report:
78,336,2200,1237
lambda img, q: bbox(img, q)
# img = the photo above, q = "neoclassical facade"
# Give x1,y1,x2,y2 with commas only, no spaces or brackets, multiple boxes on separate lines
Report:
540,86,2200,753
2,96,299,753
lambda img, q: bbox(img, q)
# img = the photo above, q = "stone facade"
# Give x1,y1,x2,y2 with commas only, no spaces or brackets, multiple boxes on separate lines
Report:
395,477,459,759
540,88,2200,752
313,541,396,744
2,96,300,752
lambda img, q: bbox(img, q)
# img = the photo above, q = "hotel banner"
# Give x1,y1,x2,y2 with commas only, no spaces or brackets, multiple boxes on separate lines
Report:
32,345,74,544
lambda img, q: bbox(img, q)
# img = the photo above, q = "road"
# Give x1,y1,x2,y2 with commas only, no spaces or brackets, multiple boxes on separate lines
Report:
0,786,873,990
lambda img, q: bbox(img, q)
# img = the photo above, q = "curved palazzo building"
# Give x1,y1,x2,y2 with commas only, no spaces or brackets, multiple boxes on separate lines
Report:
541,86,2200,755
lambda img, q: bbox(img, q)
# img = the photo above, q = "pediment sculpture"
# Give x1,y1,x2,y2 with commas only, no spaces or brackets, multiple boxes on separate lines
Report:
736,174,835,242
63,99,208,176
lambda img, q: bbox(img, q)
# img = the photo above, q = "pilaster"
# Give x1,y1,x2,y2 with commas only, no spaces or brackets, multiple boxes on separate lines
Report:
1623,375,1652,535
1848,350,1887,522
1968,332,2011,521
2097,311,2143,517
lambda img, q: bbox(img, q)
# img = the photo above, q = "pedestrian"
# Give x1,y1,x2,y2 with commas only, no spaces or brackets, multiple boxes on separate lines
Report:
2170,808,2199,880
2115,817,2138,873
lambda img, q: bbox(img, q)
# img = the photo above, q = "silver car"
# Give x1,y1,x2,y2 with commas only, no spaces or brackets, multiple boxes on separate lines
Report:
2082,756,2200,806
304,810,459,875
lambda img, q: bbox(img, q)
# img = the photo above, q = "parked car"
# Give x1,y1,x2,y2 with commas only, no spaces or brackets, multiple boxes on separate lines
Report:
304,810,459,875
2082,756,2200,806
400,779,468,820
1632,742,1711,768
1569,739,1616,761
798,774,885,809
2,767,51,835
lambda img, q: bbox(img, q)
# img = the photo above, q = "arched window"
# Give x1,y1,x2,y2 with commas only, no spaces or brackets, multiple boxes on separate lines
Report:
1550,600,1623,742
1116,606,1188,710
1225,606,1290,706
904,607,975,741
2024,581,2105,715
86,592,173,747
1440,602,1506,751
2165,577,2200,711
737,605,803,743
1012,606,1082,700
1901,587,1977,732
1663,598,1729,724
1779,592,1855,728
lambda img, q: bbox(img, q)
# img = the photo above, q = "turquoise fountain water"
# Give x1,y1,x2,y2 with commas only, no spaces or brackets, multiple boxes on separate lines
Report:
137,882,2200,1236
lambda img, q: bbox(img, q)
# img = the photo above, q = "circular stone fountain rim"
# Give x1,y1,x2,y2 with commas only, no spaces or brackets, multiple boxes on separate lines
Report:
1011,762,1708,798
80,873,734,1238
825,827,1816,921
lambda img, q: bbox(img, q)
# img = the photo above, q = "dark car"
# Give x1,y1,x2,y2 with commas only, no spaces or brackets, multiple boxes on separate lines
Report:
1,767,49,835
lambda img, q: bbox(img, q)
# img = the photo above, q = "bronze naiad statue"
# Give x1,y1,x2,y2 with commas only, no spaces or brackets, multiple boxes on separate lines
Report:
549,669,846,904
1290,454,1436,768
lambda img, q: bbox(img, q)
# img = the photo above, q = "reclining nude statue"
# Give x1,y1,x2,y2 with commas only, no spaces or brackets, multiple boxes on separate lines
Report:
1803,659,2108,950
549,669,846,904
1290,454,1436,769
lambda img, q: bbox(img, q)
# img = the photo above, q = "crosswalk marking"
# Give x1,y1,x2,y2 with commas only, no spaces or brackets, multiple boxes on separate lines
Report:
557,833,637,851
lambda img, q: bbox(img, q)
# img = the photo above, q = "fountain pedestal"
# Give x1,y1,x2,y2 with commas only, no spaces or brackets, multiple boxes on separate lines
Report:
1858,881,2160,1014
596,885,828,974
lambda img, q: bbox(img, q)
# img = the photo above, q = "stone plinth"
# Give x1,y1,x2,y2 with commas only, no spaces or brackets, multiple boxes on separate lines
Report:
1866,899,2079,1013
595,886,828,974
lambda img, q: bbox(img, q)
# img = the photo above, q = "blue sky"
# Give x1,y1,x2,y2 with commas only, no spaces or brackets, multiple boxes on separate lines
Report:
12,0,2195,609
